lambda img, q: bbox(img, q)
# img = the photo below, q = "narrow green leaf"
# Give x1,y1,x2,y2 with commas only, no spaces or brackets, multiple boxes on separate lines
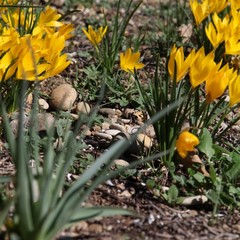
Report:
0,198,14,228
69,207,135,223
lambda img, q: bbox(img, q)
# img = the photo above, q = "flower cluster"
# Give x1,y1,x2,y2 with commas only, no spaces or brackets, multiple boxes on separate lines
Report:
190,0,228,26
168,44,240,106
191,0,240,55
0,5,74,81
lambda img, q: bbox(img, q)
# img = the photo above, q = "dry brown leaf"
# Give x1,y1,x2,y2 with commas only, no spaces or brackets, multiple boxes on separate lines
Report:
181,153,210,177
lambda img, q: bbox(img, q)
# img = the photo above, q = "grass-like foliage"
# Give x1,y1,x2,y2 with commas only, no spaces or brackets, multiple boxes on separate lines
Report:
0,80,179,239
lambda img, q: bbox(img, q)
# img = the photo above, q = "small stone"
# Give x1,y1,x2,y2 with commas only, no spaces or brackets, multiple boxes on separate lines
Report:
71,221,88,232
99,108,116,116
88,223,103,234
80,125,92,136
126,125,139,134
144,124,156,138
10,119,21,136
51,0,65,7
38,98,49,110
75,102,91,114
93,125,101,132
119,118,131,124
70,113,79,120
36,113,55,131
181,121,190,131
181,195,208,206
137,134,152,149
105,129,121,136
181,210,198,218
50,83,77,111
110,123,127,133
26,93,33,106
10,115,30,136
99,108,121,117
102,122,110,130
232,125,240,131
119,190,132,198
220,122,227,131
114,159,129,167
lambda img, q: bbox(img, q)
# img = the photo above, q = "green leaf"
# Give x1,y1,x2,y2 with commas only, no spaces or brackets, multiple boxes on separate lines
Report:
193,172,205,183
167,185,179,203
69,207,135,223
226,153,240,181
206,189,219,204
199,128,215,159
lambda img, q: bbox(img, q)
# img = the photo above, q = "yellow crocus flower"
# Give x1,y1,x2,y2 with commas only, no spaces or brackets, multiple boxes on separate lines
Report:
205,64,234,103
120,48,144,73
15,33,71,81
32,6,64,37
168,45,196,82
225,33,240,55
82,25,108,46
176,131,200,158
228,72,240,106
0,46,20,81
189,47,221,88
230,0,240,10
205,13,230,48
0,27,20,52
59,24,75,40
190,0,229,25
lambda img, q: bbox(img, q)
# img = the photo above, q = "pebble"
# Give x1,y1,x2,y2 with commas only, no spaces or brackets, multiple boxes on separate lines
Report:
102,122,110,130
80,125,92,136
114,159,129,167
144,124,156,138
75,102,91,114
38,98,49,110
119,190,132,198
110,123,127,133
137,134,152,149
71,221,88,232
99,108,122,117
88,223,103,234
119,118,131,124
36,113,55,131
10,115,30,136
50,83,77,111
127,125,139,134
105,129,121,136
26,93,33,106
70,113,79,120
180,195,208,206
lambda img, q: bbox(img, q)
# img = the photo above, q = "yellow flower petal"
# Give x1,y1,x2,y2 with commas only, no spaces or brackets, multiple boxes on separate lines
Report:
120,48,144,73
206,64,232,103
229,72,240,106
176,131,199,158
82,25,107,46
168,45,195,82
